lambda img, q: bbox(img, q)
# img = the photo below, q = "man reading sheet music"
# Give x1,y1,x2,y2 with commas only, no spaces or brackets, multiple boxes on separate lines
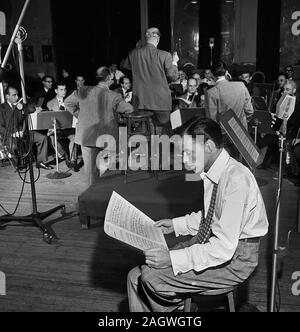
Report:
127,118,268,312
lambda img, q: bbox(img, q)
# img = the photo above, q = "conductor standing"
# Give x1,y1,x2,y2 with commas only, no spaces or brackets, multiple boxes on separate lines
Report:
123,28,179,134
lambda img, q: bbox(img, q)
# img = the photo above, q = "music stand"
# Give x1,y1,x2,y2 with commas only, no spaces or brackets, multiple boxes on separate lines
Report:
36,111,73,180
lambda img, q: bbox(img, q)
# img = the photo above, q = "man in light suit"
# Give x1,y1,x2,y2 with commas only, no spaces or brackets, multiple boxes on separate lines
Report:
123,27,179,133
47,83,76,168
65,67,134,186
206,61,254,158
206,61,254,130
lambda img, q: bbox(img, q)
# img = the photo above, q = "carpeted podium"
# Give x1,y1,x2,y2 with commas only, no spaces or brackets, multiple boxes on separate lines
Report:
78,172,203,229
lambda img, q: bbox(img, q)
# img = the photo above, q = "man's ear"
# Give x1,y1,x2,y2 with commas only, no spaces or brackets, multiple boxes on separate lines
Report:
205,139,216,153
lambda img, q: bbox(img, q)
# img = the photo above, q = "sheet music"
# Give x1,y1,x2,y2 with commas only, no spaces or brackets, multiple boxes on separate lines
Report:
227,117,260,163
104,192,168,251
276,95,296,120
29,112,38,130
171,109,182,130
72,117,78,128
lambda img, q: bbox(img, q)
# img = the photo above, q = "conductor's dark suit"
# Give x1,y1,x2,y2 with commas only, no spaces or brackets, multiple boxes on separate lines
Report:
123,43,178,125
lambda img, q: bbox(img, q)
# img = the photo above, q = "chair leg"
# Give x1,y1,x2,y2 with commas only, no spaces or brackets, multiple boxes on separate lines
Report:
184,298,192,312
227,292,235,312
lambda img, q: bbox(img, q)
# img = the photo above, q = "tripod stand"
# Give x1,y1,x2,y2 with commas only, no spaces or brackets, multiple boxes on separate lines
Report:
0,150,66,244
0,0,66,243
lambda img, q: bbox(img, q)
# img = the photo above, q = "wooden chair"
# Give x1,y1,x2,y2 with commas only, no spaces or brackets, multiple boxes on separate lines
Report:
183,287,236,312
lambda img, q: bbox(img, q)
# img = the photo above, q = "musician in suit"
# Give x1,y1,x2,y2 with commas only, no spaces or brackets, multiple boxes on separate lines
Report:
47,82,76,169
206,61,254,130
258,80,299,170
114,76,133,104
34,75,56,110
174,78,203,110
206,61,254,158
268,72,288,113
65,67,134,186
123,27,179,133
0,86,51,170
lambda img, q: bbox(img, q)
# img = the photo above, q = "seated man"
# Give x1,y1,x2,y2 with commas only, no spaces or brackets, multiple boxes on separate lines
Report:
34,75,56,110
47,82,76,169
0,86,52,170
114,76,133,104
174,78,202,110
127,118,268,312
258,80,299,169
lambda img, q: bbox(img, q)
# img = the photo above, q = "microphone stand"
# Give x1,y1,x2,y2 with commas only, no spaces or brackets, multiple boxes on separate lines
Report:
269,134,291,312
0,0,66,244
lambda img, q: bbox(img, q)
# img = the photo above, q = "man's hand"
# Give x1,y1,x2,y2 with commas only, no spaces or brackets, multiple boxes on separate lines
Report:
155,219,174,235
144,248,172,269
292,138,300,146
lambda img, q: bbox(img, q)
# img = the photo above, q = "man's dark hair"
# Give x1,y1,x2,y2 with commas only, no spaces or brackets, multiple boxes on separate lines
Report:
119,76,130,85
239,70,251,76
175,117,223,149
54,81,67,90
285,65,294,72
278,72,288,79
42,75,54,82
212,61,227,77
96,66,110,82
4,86,17,96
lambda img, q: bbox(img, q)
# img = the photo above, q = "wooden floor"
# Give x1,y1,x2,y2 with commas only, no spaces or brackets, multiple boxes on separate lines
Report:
0,161,300,312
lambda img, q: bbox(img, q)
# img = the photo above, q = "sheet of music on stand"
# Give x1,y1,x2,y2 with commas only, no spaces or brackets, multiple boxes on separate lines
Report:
30,111,77,130
220,110,261,169
104,192,168,251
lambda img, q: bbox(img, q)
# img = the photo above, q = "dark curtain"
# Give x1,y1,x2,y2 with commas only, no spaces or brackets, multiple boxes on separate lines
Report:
256,0,281,82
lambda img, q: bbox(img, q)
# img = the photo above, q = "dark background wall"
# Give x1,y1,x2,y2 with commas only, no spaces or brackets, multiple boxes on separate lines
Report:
256,0,281,82
148,0,171,52
51,0,141,83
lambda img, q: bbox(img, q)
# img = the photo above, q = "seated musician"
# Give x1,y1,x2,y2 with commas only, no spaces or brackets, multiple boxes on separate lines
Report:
0,86,52,170
34,75,56,111
173,78,203,110
47,82,76,169
258,80,299,170
127,118,268,312
268,72,288,113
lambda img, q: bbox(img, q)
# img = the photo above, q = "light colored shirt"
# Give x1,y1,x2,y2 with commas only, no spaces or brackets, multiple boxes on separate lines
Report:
110,70,124,83
170,149,268,276
57,97,65,110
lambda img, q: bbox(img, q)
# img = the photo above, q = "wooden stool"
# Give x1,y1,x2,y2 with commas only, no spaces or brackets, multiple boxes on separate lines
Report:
184,287,236,312
121,111,156,182
122,110,156,140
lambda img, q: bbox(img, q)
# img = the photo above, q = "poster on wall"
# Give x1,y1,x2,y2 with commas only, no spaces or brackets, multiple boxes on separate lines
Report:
280,0,300,75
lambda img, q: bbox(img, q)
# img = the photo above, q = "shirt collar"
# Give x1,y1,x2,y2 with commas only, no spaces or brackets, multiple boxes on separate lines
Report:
146,42,157,48
216,76,226,84
203,149,230,184
7,101,13,109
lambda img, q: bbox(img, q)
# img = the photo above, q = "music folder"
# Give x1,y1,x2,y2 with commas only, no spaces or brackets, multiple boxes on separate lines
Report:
251,110,274,134
171,108,206,130
30,111,73,130
220,110,262,169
